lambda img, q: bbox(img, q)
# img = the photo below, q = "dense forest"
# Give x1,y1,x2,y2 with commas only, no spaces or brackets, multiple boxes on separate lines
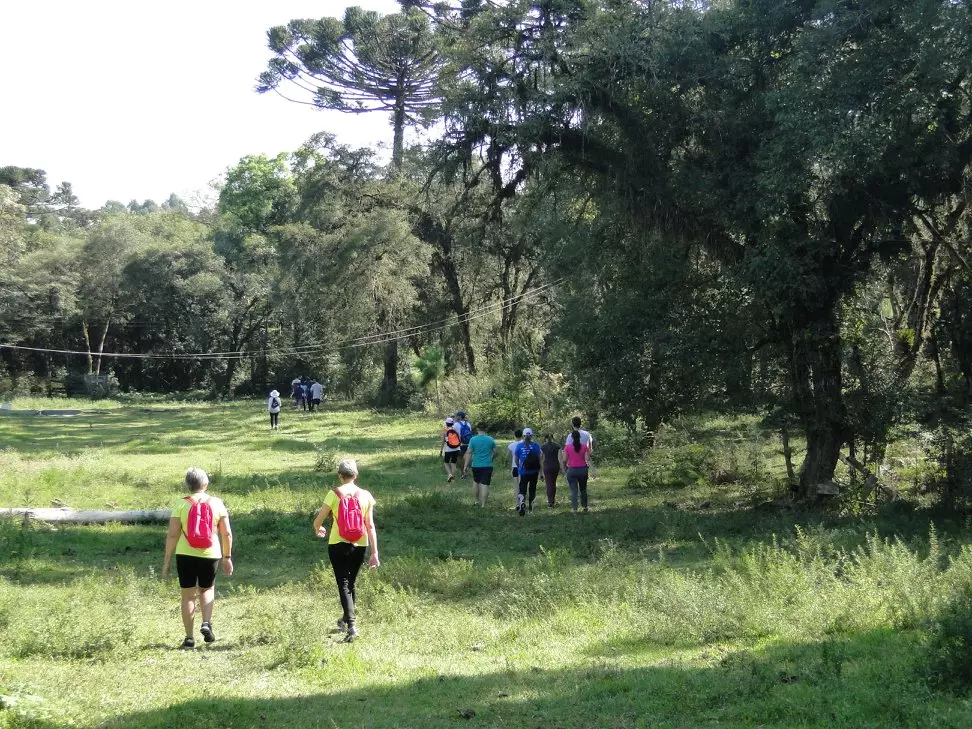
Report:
2,0,971,501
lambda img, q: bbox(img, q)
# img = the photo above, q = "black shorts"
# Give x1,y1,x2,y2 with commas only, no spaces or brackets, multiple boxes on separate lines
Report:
443,450,460,463
176,554,220,589
312,398,321,406
459,444,469,455
471,467,493,485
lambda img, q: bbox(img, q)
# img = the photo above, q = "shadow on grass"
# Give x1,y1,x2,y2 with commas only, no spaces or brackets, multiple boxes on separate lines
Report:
2,487,964,595
20,629,959,729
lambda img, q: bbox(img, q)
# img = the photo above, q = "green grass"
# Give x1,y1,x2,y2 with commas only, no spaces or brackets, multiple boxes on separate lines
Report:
1,400,971,728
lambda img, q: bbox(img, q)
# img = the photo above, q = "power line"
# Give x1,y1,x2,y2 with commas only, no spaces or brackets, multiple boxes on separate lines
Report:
0,279,563,362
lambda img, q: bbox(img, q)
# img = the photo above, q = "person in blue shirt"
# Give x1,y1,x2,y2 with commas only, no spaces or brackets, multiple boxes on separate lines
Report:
514,428,544,516
463,423,498,507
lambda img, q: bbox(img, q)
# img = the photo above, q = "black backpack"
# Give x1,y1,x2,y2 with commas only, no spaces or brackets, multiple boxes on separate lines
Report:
522,445,541,471
271,396,280,409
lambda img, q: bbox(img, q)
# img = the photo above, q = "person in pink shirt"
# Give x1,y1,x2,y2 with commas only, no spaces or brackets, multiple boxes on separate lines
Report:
560,428,593,514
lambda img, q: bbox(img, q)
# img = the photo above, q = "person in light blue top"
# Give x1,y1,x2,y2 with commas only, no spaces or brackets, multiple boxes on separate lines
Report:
514,428,544,516
464,423,498,507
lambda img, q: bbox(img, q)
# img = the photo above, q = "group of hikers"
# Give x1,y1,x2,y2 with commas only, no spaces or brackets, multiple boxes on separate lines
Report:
266,377,325,429
440,412,595,516
163,459,378,647
162,410,593,649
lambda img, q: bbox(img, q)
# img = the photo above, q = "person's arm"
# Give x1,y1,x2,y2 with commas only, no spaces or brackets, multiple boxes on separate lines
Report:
463,446,472,472
162,516,181,579
313,502,332,538
218,515,234,576
366,502,380,568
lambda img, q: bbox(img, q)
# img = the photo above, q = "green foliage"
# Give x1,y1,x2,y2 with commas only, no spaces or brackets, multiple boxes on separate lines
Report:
925,581,972,693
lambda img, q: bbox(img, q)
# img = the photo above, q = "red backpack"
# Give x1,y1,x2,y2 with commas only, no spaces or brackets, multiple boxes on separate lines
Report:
333,488,365,542
183,495,215,549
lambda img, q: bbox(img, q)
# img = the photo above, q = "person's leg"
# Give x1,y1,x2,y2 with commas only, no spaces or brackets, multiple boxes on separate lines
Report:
512,468,519,507
199,586,215,624
517,474,527,514
180,587,197,638
345,546,366,630
567,468,580,512
329,543,354,626
479,469,491,507
579,469,589,511
543,470,557,506
471,480,480,505
527,473,538,512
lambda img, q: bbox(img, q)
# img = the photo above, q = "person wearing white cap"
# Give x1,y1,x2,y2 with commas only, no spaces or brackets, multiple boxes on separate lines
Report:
267,389,282,430
441,416,463,482
513,428,544,515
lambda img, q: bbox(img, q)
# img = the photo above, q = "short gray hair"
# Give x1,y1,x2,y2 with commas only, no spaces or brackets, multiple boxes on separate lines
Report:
185,467,209,492
337,459,358,479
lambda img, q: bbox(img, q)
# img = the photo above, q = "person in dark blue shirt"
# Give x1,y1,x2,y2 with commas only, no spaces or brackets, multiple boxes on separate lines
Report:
513,428,543,516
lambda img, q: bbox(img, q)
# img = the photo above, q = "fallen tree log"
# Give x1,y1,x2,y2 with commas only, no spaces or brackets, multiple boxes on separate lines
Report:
837,454,900,500
0,508,171,524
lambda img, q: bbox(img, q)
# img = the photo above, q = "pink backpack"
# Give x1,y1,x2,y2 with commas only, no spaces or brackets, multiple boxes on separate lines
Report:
183,495,215,549
333,488,365,542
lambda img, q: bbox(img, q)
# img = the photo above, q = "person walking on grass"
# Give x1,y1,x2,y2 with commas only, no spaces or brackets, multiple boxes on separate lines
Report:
267,389,281,430
313,459,380,643
507,428,523,509
291,377,302,408
561,428,593,514
455,410,473,478
162,467,233,649
514,428,543,516
541,433,562,507
464,422,498,507
564,415,594,450
441,416,462,482
310,379,324,412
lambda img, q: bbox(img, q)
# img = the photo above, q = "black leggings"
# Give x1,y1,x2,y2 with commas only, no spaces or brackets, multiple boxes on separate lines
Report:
518,472,540,506
328,542,366,626
567,466,589,510
269,412,279,427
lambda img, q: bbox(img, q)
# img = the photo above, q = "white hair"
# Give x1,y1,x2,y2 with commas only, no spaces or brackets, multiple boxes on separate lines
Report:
185,467,209,492
337,459,359,479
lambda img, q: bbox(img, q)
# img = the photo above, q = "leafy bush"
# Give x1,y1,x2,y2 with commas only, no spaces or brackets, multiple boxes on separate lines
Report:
925,581,972,693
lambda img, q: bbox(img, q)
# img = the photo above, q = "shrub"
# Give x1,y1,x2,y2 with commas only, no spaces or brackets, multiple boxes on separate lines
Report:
925,581,972,693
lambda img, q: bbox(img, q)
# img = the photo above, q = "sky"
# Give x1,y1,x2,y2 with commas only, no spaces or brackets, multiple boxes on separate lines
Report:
0,0,404,209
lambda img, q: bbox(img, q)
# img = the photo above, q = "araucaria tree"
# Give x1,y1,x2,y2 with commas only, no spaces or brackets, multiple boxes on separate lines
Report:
258,5,441,403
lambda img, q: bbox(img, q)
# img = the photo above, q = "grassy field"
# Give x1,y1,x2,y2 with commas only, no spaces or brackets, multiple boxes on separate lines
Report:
1,399,971,728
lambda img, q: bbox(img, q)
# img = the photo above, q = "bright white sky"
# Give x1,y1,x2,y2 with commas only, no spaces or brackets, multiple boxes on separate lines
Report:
0,0,403,209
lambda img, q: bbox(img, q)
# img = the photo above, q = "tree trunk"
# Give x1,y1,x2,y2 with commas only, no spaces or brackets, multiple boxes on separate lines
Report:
81,320,93,376
94,316,110,376
391,84,406,171
0,507,170,524
794,315,848,498
379,338,399,406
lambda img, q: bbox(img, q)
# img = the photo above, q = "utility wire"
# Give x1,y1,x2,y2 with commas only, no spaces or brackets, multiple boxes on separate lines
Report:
0,279,563,362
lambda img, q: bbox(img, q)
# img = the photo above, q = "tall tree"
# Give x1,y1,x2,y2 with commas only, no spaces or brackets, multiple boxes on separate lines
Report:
259,7,442,401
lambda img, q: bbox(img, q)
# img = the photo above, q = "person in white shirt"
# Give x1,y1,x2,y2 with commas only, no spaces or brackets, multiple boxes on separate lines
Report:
507,429,523,509
267,390,281,430
441,416,463,482
310,379,324,411
564,416,593,449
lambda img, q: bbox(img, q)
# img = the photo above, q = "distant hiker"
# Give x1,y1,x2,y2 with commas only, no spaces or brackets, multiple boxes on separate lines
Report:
507,428,523,509
267,389,281,430
561,428,593,514
564,416,594,450
291,378,302,408
464,422,498,507
312,459,380,643
162,467,233,649
541,433,561,507
310,379,324,411
514,428,543,516
300,380,310,412
441,416,462,482
455,410,473,478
